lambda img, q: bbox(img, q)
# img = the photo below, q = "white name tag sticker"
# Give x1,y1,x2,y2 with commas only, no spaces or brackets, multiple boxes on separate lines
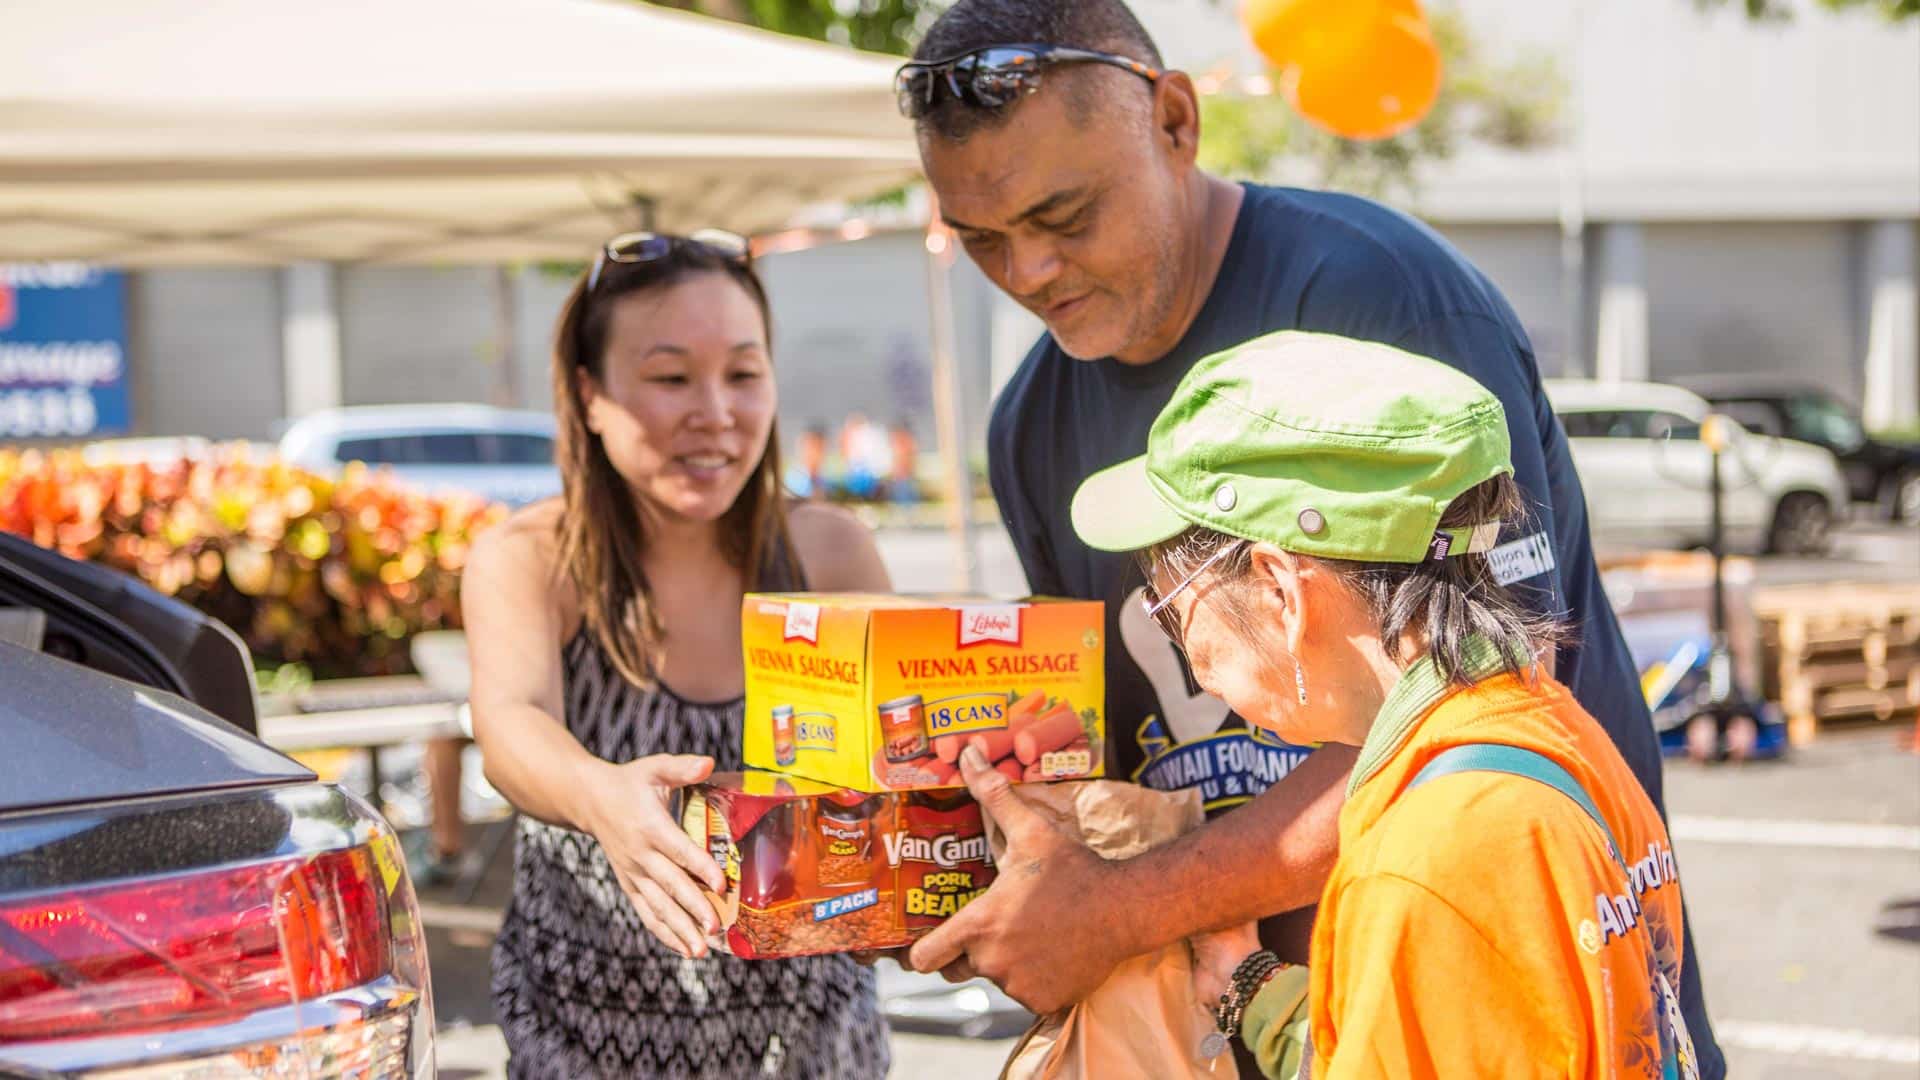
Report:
1486,532,1556,586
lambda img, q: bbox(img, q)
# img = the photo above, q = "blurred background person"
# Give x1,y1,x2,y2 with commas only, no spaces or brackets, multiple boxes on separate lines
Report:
886,417,921,505
838,411,891,501
786,421,831,499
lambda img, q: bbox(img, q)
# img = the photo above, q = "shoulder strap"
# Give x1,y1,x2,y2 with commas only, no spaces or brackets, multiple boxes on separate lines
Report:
1406,743,1691,1080
1408,743,1622,866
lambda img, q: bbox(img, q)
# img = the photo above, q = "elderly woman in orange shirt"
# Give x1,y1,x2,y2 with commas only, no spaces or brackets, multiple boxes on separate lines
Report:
1064,331,1699,1079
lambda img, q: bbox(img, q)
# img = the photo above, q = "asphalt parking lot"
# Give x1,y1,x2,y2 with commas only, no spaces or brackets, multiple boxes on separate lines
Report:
423,728,1920,1079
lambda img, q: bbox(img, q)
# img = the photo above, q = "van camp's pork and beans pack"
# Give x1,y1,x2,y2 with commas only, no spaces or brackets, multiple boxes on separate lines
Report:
678,772,997,958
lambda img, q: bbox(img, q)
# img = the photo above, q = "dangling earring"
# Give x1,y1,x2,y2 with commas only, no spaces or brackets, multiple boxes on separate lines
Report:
1294,659,1308,705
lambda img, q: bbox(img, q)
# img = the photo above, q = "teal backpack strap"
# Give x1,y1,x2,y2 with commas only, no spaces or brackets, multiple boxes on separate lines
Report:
1406,743,1688,1080
1408,744,1623,866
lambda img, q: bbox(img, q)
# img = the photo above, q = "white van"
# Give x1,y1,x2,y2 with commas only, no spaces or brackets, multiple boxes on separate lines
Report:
278,403,560,508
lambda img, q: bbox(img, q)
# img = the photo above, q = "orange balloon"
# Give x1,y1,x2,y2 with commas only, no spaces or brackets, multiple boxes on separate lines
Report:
1241,0,1442,141
1284,12,1441,140
1241,0,1417,72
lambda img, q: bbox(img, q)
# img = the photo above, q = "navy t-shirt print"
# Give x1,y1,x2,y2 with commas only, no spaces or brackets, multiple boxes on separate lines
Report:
1115,575,1310,810
986,183,1664,816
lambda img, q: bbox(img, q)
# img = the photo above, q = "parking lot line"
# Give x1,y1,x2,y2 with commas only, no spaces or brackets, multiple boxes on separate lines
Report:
419,899,506,934
1716,1020,1920,1066
1669,815,1920,852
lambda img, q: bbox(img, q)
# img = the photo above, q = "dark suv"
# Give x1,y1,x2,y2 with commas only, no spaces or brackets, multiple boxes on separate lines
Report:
0,530,434,1077
1677,376,1920,523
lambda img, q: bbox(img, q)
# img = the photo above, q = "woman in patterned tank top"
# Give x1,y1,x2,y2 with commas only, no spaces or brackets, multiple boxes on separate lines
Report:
462,233,895,1078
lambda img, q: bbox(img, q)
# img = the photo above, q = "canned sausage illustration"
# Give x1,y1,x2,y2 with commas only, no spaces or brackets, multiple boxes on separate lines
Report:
877,694,929,763
771,705,797,766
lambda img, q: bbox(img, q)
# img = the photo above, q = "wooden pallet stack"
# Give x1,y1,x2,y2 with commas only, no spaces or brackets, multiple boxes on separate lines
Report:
1750,582,1920,745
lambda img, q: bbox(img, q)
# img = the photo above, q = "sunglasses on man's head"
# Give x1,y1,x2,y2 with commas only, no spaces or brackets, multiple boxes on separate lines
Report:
894,43,1160,118
586,228,752,292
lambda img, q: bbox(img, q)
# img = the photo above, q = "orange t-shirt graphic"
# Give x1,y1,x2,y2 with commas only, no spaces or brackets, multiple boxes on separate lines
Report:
1307,670,1686,1079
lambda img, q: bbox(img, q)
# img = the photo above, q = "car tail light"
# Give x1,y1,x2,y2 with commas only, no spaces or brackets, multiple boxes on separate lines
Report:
0,792,433,1080
0,847,387,1041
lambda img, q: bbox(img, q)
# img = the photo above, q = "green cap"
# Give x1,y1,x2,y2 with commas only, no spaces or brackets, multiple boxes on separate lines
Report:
1071,331,1513,563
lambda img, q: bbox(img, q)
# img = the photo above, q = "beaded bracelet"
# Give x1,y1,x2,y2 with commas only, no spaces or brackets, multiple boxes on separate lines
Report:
1200,949,1289,1059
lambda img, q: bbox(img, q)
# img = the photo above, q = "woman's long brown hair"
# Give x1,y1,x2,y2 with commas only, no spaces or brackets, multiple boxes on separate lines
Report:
551,244,801,689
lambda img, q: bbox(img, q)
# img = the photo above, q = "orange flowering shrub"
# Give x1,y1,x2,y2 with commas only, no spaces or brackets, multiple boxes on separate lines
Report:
0,446,505,679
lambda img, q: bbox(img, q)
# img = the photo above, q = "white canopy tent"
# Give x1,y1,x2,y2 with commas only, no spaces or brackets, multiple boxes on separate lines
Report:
0,0,921,264
0,0,981,585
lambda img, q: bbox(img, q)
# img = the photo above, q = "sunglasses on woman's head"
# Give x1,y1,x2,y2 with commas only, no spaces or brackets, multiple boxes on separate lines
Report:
586,228,752,293
894,43,1160,118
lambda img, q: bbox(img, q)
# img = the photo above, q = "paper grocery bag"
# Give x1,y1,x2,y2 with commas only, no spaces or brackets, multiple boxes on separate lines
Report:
983,781,1235,1080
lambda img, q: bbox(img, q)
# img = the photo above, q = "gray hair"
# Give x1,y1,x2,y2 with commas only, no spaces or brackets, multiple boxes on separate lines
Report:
1143,474,1565,687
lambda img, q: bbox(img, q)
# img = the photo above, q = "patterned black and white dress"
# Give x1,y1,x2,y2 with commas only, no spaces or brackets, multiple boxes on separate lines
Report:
492,626,891,1079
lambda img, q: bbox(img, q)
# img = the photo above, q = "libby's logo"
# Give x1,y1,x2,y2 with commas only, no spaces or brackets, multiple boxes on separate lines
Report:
956,604,1022,648
782,602,820,645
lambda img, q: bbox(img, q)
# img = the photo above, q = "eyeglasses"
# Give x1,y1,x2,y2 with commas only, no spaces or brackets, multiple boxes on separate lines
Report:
1140,540,1249,647
894,43,1161,118
586,229,752,292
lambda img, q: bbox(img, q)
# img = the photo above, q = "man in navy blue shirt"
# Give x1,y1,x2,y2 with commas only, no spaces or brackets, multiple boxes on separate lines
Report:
897,2,1720,1075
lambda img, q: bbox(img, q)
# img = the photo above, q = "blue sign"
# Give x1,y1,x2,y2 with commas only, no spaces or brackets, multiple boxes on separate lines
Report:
0,264,130,439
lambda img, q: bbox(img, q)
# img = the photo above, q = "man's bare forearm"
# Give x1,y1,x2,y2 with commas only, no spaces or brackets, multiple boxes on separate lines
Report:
1109,743,1357,954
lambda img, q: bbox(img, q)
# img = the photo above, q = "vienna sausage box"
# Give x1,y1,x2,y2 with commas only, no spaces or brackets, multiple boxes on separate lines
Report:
741,593,1105,791
678,771,997,958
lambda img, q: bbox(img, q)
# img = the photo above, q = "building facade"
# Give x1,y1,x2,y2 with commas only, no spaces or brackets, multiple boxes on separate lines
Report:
22,0,1919,449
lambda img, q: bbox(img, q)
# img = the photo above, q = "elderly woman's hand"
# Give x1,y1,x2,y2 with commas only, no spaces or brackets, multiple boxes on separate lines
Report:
1189,922,1263,1007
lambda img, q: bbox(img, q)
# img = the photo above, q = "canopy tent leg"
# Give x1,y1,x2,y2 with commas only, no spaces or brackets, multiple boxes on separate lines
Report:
922,212,979,593
489,265,520,408
282,262,342,420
